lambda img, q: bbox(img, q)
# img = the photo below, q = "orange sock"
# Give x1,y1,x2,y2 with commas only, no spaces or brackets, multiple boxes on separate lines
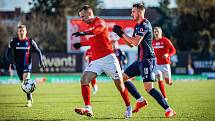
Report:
81,85,91,105
91,79,96,87
120,88,130,106
158,81,167,98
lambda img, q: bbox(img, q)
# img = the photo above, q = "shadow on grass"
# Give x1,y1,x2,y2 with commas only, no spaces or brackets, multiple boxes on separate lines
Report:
90,117,125,120
2,119,66,121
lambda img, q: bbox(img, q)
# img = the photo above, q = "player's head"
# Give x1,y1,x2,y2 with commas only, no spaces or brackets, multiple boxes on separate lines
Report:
18,24,27,39
153,26,162,39
79,5,94,24
131,3,145,22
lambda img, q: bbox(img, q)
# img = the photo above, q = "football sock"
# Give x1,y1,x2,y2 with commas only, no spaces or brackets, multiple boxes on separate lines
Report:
120,88,130,106
81,85,91,106
158,80,167,98
124,81,142,100
26,93,32,100
149,88,169,110
165,107,172,112
91,79,96,87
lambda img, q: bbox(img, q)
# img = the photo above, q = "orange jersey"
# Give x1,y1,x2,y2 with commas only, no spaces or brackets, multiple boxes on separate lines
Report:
152,37,176,64
85,48,92,63
80,17,113,61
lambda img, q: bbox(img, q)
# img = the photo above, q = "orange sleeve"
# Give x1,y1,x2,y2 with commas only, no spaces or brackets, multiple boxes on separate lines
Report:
80,40,90,46
165,38,176,56
89,19,106,35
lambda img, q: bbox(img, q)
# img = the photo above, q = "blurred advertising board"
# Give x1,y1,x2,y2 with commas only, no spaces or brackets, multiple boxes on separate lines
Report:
171,52,215,78
32,53,83,73
67,16,136,52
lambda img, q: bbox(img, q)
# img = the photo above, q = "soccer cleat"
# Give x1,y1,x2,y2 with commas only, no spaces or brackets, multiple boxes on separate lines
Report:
165,79,172,86
124,106,132,118
92,84,98,95
26,100,32,107
165,109,176,118
74,106,93,117
132,100,148,113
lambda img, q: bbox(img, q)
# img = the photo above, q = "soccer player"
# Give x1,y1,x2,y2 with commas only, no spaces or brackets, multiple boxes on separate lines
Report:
113,3,176,118
84,48,98,95
152,26,176,100
5,24,45,107
111,40,128,71
72,5,132,118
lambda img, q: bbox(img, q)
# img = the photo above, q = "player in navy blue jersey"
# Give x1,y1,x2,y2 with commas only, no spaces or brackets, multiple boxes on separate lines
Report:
111,40,128,71
113,3,176,118
6,24,45,107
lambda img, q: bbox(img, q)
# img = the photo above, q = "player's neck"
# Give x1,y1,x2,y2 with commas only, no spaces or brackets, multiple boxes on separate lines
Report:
137,17,144,24
155,36,162,40
18,35,27,40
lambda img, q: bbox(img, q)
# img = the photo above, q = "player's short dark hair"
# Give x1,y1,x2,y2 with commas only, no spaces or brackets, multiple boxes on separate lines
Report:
79,5,92,12
18,24,26,29
133,3,145,11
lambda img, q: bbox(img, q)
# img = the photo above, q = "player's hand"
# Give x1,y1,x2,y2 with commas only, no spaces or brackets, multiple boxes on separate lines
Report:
10,64,15,70
72,32,87,37
163,53,169,58
40,61,46,71
113,25,124,38
73,43,82,49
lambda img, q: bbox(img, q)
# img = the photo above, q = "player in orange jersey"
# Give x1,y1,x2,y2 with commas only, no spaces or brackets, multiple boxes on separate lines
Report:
152,26,176,100
72,5,132,118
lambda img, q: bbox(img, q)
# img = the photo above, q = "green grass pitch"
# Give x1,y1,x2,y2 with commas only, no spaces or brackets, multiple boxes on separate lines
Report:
0,80,215,121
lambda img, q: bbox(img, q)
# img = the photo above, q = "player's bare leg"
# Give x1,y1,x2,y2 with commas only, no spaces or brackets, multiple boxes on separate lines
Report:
123,73,147,113
144,82,176,118
164,65,173,85
22,73,33,107
74,71,97,117
113,78,132,118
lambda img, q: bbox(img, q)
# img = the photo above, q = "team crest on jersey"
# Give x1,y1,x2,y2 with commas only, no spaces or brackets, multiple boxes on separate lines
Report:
25,42,28,46
17,43,20,46
140,28,144,32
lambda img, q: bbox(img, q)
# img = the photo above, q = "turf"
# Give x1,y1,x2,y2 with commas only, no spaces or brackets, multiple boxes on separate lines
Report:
0,80,215,121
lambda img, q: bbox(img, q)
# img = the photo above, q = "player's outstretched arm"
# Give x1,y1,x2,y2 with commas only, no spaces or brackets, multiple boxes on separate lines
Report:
113,25,141,47
5,40,15,65
32,40,45,70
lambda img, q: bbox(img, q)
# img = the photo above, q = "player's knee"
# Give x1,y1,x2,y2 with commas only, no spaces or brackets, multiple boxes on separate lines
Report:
122,73,129,82
144,82,154,92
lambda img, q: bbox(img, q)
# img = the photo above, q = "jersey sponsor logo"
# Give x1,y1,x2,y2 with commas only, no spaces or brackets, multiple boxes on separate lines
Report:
16,47,30,50
154,45,164,49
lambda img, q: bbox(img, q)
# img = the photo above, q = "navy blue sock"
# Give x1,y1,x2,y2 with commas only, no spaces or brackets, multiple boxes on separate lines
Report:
27,93,32,100
124,81,142,100
149,88,169,110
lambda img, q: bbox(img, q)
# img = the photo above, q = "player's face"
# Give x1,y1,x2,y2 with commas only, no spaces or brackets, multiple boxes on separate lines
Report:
153,28,161,38
79,10,91,24
131,7,140,21
18,26,27,39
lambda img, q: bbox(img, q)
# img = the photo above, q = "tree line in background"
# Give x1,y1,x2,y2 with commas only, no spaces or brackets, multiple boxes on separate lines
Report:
0,0,214,55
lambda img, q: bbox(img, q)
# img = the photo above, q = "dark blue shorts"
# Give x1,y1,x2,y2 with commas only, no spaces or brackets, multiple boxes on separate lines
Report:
124,58,156,82
15,64,32,80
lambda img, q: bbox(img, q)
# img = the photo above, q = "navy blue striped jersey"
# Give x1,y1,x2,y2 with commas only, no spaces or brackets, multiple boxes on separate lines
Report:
133,19,155,61
7,37,43,66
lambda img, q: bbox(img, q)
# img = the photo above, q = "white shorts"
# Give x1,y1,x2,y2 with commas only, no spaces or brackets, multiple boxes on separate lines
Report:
154,64,171,79
84,53,122,80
